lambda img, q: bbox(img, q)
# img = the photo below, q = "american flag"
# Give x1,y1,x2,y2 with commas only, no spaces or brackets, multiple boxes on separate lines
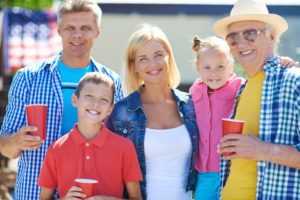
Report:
2,8,61,73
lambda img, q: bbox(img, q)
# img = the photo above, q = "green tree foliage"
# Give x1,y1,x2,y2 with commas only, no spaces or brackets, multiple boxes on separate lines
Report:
0,0,54,10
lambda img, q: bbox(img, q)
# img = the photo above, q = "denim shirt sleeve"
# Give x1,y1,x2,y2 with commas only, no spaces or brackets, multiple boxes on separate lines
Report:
106,114,115,133
106,105,125,135
106,100,140,137
174,91,199,191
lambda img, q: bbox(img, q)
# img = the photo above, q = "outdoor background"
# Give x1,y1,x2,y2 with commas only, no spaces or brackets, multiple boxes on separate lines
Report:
0,0,300,198
95,1,300,85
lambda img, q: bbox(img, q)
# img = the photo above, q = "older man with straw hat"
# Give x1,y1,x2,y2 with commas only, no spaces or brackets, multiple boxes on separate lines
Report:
214,0,300,199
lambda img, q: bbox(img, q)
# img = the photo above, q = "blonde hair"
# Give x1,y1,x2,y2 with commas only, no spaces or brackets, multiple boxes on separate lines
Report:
57,0,102,29
124,24,180,94
192,35,234,65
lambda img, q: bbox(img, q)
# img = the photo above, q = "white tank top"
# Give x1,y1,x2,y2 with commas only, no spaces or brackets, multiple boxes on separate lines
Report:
144,125,192,200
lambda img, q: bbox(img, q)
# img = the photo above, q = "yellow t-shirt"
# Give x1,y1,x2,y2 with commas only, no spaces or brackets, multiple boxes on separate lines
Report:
222,71,265,200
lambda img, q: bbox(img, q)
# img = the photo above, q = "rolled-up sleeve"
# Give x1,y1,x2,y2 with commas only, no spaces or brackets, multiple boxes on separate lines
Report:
0,70,28,136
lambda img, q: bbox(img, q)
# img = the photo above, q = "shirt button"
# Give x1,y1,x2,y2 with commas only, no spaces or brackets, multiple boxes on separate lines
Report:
85,143,90,147
86,156,90,160
123,129,128,134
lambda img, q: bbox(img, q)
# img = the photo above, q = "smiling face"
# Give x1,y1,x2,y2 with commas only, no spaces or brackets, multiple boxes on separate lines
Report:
134,39,170,86
72,82,113,126
226,21,275,76
197,49,233,89
58,11,99,64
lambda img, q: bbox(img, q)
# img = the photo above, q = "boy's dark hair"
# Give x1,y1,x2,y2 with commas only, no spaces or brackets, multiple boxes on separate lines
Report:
75,72,115,104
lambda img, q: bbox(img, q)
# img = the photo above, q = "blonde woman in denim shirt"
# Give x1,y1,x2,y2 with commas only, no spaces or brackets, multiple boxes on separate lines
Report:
107,24,198,200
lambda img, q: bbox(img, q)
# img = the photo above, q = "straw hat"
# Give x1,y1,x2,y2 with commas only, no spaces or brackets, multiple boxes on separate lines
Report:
213,0,288,38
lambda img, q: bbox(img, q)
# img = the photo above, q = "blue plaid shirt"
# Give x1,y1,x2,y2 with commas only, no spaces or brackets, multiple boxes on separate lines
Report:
0,55,123,200
220,56,300,200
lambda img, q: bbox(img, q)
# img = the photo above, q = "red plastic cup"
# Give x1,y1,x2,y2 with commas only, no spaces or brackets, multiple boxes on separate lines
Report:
74,178,98,198
26,104,48,140
222,118,245,156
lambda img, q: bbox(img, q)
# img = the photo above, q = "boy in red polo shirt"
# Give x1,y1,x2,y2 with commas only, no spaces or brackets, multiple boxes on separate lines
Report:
38,72,142,200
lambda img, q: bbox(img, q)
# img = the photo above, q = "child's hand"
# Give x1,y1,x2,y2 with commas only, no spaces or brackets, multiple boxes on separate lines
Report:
85,195,120,200
280,56,299,68
61,186,86,200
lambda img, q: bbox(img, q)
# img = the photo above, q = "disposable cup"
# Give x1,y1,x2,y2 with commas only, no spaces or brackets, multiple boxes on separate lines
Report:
26,104,48,140
222,118,245,135
222,118,245,156
74,178,98,198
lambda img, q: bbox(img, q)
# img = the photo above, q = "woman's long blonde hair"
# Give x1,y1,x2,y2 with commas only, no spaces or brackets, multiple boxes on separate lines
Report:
124,24,180,94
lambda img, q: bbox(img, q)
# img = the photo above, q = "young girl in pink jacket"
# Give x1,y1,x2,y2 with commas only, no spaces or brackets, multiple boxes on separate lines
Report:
190,36,244,200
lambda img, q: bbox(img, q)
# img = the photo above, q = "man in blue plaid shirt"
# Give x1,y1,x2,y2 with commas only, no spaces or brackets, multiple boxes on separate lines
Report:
0,1,123,199
213,0,300,199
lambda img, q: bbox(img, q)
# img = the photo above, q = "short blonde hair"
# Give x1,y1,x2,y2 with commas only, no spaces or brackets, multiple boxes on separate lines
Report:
57,0,102,29
192,35,234,65
124,24,180,94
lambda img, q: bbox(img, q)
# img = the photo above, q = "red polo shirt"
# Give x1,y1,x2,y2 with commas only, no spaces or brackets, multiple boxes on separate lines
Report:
38,125,142,198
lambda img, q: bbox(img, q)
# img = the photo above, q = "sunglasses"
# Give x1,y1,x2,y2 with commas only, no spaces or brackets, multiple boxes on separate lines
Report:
225,28,266,47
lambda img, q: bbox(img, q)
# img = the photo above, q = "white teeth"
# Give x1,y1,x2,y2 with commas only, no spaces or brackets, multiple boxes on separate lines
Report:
240,50,253,55
87,110,99,115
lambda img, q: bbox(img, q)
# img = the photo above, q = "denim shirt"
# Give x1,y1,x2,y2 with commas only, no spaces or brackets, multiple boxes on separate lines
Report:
107,88,199,199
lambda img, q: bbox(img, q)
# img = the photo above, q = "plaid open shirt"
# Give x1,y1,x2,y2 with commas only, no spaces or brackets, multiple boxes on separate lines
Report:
0,55,123,200
220,56,300,200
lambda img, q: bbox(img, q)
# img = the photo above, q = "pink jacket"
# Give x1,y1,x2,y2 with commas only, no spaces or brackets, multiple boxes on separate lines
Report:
190,75,244,172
